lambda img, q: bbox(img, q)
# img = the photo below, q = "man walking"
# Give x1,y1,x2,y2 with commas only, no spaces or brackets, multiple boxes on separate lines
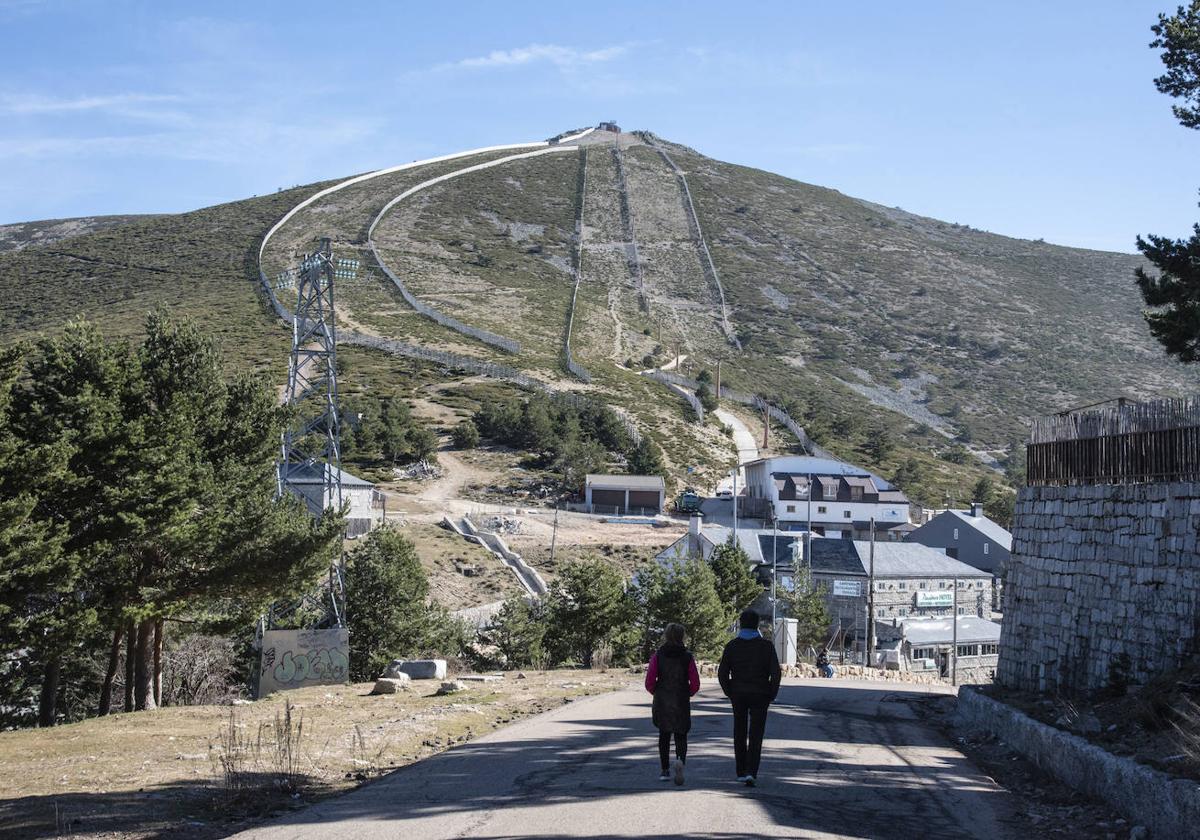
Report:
717,609,781,786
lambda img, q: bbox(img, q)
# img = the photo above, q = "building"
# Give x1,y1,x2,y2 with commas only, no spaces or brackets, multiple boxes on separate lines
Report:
741,455,911,539
284,462,380,537
598,120,621,132
906,502,1012,576
584,474,665,515
897,615,1001,682
808,539,994,642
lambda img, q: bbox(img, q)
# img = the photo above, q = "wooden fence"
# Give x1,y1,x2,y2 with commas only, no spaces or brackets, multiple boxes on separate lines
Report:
1026,397,1200,486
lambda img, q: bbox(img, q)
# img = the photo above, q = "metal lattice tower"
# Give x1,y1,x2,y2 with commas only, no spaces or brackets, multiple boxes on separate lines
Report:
273,237,358,628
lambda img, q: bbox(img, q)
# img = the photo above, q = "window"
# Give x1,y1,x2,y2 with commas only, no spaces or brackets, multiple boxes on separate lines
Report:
823,483,837,500
817,506,827,514
898,607,908,617
876,582,886,591
850,486,863,501
957,606,967,615
876,608,887,617
957,644,978,658
786,505,795,513
843,510,852,519
898,582,907,590
953,528,959,540
919,581,928,589
980,644,998,656
983,543,990,555
939,581,947,589
911,647,935,661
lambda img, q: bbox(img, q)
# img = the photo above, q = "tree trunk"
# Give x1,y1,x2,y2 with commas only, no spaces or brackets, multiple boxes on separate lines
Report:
124,620,135,712
133,619,157,711
38,658,60,727
152,619,164,707
98,626,124,716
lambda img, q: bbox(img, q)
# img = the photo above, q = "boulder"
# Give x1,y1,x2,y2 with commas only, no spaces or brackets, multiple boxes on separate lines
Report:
436,680,467,696
383,659,447,680
371,674,412,695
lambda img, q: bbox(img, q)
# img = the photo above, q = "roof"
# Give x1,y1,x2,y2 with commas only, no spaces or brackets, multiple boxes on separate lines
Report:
901,616,1001,646
284,462,374,487
854,541,992,578
844,476,877,492
808,539,868,576
945,510,1013,550
747,455,896,490
586,474,665,491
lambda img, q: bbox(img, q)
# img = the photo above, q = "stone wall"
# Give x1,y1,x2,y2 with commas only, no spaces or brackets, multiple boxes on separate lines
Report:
998,482,1200,695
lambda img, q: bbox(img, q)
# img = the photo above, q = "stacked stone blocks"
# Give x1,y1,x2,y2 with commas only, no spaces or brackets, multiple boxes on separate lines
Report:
998,482,1200,694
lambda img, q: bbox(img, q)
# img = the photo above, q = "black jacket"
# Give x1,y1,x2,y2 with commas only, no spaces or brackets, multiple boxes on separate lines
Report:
651,644,694,734
718,635,781,702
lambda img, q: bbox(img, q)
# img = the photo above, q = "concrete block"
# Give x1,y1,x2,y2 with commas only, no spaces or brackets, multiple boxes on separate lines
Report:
384,659,447,680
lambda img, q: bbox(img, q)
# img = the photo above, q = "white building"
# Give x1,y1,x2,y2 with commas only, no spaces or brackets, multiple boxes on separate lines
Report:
284,462,380,537
741,456,911,539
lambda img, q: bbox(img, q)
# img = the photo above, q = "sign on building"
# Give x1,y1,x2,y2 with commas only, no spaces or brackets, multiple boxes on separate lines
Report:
832,580,862,597
258,628,350,697
916,591,954,608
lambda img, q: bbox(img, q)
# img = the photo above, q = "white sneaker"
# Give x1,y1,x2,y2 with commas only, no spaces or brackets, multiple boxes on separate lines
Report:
736,774,750,782
744,775,756,787
659,771,671,781
673,759,685,786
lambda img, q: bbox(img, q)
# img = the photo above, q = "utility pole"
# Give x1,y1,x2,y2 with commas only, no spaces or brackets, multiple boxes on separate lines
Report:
762,401,770,450
715,358,722,398
732,467,739,537
804,472,813,569
771,517,779,628
868,517,876,668
550,505,560,564
952,575,959,686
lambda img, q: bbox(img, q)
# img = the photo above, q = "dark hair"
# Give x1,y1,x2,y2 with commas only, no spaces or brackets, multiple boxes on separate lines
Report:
738,609,759,630
664,623,686,645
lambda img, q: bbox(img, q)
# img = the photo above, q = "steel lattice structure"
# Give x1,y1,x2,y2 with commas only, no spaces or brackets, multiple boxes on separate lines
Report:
270,237,358,629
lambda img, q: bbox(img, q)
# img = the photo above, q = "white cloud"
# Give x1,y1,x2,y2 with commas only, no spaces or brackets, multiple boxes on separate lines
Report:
438,43,628,72
0,92,183,115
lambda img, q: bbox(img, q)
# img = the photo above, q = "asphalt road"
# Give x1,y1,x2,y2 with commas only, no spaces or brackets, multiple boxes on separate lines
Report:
231,677,1022,840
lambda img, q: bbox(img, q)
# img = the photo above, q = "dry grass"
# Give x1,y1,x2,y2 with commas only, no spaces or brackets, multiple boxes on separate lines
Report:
0,670,632,839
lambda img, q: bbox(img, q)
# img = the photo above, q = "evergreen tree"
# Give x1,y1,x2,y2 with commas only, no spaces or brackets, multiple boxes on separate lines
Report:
635,557,728,660
970,477,994,508
626,436,666,478
345,527,430,681
545,559,632,667
707,538,762,622
481,596,548,668
778,564,832,651
1136,3,1200,359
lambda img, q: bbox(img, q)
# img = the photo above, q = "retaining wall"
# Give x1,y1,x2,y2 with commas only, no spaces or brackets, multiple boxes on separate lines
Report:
958,687,1200,838
998,482,1200,695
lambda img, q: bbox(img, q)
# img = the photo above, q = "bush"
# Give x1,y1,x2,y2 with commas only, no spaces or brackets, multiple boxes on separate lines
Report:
696,383,718,412
452,419,480,449
545,560,634,667
481,597,548,669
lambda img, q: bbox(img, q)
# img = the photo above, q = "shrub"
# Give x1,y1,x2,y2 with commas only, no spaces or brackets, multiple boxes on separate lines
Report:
345,528,431,681
452,419,480,449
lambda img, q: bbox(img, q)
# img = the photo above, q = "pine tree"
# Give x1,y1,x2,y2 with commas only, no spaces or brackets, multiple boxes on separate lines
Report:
481,596,548,668
635,557,728,660
707,538,762,621
779,564,832,651
546,559,632,667
345,527,431,681
626,435,666,478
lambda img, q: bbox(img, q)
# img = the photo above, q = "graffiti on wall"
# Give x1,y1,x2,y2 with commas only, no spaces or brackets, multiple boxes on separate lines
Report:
257,628,349,696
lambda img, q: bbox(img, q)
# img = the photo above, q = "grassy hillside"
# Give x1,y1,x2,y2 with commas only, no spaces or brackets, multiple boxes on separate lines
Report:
4,127,1188,509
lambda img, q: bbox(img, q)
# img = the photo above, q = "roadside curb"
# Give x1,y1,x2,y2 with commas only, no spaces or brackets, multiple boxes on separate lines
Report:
957,686,1200,838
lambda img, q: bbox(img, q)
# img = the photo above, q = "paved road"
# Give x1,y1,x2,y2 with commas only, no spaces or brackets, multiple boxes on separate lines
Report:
233,678,1021,840
714,408,758,497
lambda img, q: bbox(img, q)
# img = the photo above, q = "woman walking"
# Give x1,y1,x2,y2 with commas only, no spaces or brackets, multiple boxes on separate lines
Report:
644,622,701,785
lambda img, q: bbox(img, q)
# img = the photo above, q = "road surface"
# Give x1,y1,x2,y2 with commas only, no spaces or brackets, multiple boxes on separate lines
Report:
232,678,1022,840
714,408,759,497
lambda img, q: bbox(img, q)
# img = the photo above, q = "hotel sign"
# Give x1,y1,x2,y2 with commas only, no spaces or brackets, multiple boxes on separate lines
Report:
916,591,954,608
832,580,862,598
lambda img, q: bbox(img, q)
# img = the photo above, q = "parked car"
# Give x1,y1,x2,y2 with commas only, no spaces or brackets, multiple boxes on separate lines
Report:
716,489,734,500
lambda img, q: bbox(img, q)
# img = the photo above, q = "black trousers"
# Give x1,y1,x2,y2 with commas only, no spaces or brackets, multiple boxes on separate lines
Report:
730,695,770,777
658,729,687,769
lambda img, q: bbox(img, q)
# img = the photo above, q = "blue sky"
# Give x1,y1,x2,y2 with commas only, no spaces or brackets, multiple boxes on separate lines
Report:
1,0,1196,252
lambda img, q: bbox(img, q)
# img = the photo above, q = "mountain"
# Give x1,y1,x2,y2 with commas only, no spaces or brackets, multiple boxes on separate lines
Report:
1,126,1192,507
